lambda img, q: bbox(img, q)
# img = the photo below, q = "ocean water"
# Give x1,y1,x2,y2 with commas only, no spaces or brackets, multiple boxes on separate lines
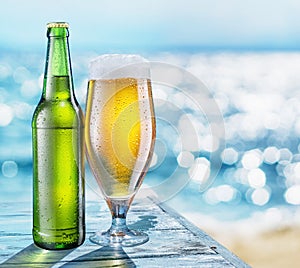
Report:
1,49,300,227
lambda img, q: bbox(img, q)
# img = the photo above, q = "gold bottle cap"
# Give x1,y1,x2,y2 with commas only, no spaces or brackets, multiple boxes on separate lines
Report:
47,22,69,28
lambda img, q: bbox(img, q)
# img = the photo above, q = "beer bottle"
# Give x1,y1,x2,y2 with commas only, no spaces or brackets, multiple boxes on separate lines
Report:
32,22,85,250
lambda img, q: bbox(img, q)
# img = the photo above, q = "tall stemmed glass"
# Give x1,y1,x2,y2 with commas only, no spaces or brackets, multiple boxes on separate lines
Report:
85,54,156,247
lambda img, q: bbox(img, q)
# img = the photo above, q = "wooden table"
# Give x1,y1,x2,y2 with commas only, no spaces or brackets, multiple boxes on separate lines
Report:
0,198,250,267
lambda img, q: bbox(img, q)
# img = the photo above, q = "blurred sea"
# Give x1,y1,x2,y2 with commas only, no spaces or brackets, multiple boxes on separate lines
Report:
1,49,300,230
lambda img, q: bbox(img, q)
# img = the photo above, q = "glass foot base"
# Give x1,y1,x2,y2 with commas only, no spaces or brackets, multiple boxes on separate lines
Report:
90,229,149,247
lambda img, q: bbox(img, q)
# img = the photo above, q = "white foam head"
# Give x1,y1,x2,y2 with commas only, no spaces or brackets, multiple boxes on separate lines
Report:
89,54,150,80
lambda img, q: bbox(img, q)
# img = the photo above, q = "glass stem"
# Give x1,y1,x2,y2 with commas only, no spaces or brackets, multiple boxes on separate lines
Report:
107,199,132,236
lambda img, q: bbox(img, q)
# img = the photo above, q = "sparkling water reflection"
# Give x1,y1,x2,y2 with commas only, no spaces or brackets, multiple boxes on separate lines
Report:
1,50,300,223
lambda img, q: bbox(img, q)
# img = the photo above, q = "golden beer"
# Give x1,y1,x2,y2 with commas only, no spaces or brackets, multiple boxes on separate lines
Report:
85,77,155,198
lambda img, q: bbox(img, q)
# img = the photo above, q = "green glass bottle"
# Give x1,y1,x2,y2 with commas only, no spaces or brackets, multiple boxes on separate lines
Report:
32,22,85,250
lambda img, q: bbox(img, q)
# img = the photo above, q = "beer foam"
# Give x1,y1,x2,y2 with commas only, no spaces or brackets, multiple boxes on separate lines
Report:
89,54,150,80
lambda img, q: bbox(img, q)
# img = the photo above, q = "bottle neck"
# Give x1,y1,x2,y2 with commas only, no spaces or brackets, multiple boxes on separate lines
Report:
43,27,74,100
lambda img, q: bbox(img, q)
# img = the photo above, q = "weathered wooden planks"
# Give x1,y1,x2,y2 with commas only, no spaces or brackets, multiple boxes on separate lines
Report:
0,199,250,267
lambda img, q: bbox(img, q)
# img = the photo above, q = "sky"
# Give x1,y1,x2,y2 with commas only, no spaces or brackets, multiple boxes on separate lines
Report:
1,0,300,52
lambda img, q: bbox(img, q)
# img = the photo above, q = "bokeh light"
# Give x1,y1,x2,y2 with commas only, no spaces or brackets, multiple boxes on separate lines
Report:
188,157,210,184
284,185,300,205
247,168,266,188
241,150,263,170
221,148,239,165
0,104,13,126
177,151,194,168
1,161,18,178
263,146,280,164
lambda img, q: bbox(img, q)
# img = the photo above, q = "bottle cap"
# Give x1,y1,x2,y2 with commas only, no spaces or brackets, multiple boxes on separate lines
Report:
47,22,69,28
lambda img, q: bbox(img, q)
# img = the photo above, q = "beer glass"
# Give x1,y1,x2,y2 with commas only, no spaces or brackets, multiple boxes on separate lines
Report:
85,54,156,246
